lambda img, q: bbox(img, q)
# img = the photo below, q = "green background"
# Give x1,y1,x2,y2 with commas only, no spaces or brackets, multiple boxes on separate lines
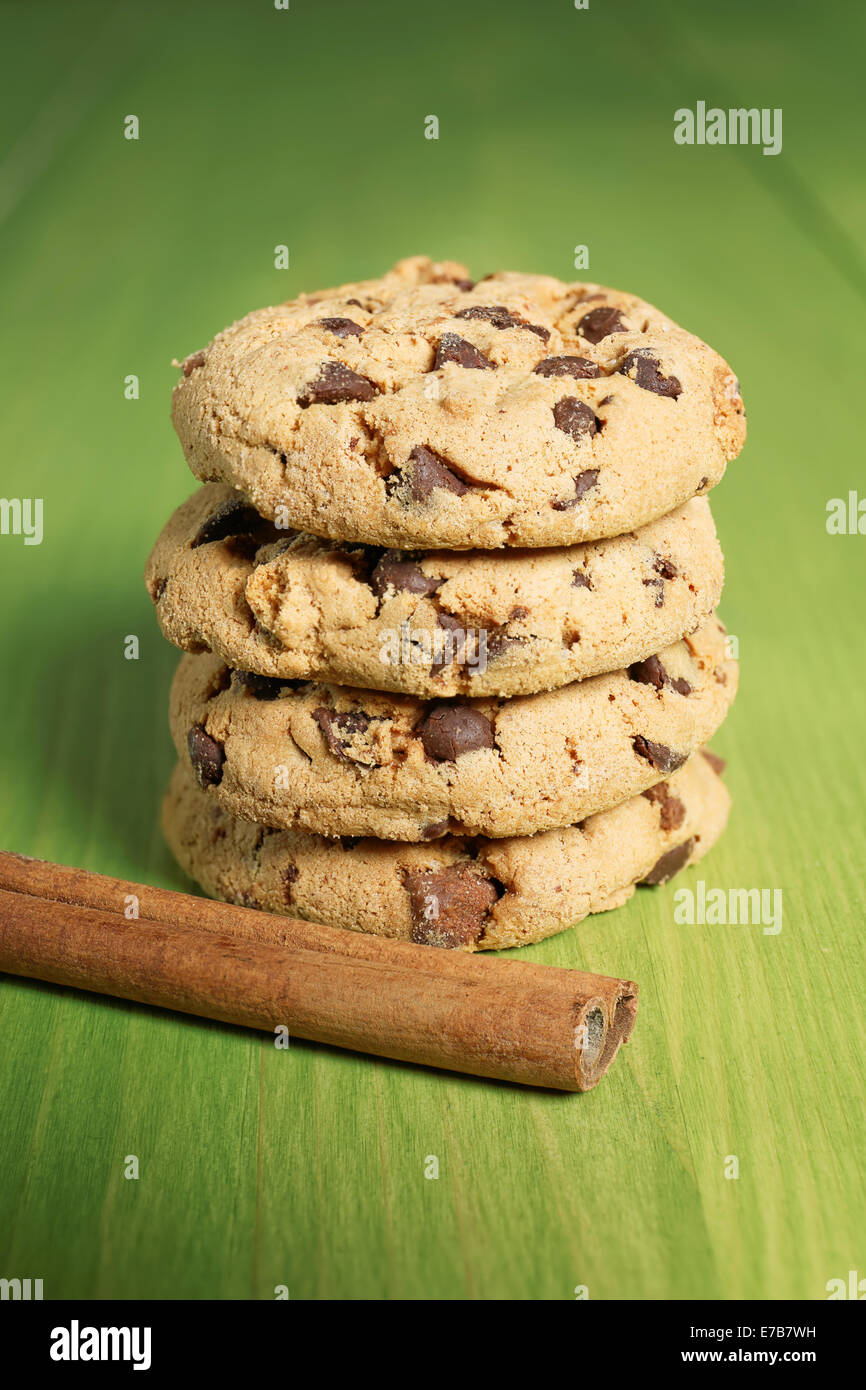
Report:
1,0,864,1301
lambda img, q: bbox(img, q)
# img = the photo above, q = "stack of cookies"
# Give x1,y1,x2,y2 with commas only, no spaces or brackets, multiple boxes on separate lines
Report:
147,257,745,952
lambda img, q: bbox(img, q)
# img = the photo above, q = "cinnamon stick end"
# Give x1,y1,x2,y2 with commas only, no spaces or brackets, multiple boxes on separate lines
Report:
575,982,639,1092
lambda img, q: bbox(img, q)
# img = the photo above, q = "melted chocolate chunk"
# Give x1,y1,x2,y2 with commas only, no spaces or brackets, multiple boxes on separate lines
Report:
234,671,298,701
653,555,678,580
312,707,372,762
387,445,470,502
701,749,727,775
628,654,668,689
316,316,364,338
283,864,300,901
434,332,496,370
430,611,468,671
191,499,268,549
620,348,682,398
298,361,377,405
642,576,665,608
151,577,167,603
416,705,495,760
455,304,549,340
404,866,498,948
642,781,686,831
419,819,452,840
485,628,527,661
553,397,598,443
631,736,688,775
181,350,206,377
187,726,225,788
551,469,600,511
640,837,695,886
571,569,593,590
577,305,629,343
629,654,691,696
370,554,442,599
534,355,601,379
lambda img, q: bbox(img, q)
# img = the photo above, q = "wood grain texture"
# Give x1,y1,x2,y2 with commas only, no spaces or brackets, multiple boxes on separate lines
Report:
0,0,864,1300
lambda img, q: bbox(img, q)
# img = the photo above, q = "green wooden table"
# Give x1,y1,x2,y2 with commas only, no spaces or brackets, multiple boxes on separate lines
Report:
1,0,864,1301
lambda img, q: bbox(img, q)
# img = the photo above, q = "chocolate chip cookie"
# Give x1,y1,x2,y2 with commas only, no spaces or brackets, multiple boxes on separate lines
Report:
167,614,737,840
171,256,745,549
162,749,730,951
146,483,724,698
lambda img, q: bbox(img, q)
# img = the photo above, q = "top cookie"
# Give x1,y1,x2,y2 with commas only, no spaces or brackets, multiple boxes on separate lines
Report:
171,256,745,549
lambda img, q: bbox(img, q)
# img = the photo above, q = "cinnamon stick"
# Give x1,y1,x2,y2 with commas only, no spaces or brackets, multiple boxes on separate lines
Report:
0,851,637,1091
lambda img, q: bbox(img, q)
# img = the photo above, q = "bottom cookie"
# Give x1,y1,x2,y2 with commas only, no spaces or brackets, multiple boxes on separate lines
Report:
162,749,730,951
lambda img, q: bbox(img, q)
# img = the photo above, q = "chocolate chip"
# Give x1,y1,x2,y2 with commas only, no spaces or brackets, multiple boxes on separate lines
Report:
416,705,495,760
577,306,629,343
436,612,466,633
430,612,468,671
628,654,668,689
534,355,601,379
453,278,475,291
345,299,364,308
317,316,364,338
485,629,527,661
419,819,452,840
701,749,727,775
181,350,206,376
631,736,688,775
640,837,695,886
187,726,225,788
298,361,377,405
696,476,709,491
388,445,470,502
370,554,442,599
553,397,598,444
670,676,692,696
151,577,167,602
642,577,665,608
620,348,681,398
234,670,297,701
455,304,549,340
335,543,384,586
629,655,691,696
312,707,372,762
653,555,678,580
433,332,496,370
551,469,600,511
642,781,686,831
283,864,299,902
252,534,298,566
572,570,593,590
191,499,268,548
404,866,498,948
